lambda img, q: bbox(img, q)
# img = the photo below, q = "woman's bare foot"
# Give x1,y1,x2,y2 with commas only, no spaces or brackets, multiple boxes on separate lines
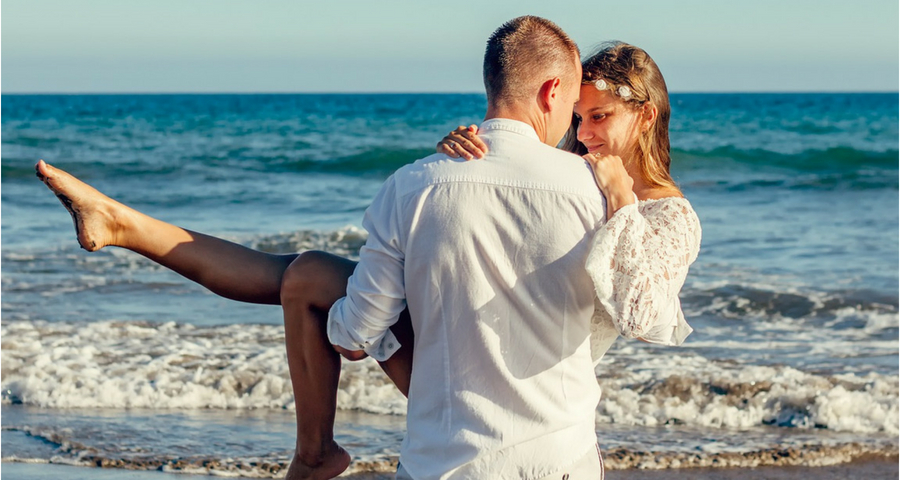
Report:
35,160,125,251
284,442,351,480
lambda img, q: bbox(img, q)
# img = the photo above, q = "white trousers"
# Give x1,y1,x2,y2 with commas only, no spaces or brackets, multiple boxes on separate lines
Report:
395,445,604,480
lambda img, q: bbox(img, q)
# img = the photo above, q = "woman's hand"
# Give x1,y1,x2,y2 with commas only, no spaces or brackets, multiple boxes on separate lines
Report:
584,153,636,217
436,125,488,160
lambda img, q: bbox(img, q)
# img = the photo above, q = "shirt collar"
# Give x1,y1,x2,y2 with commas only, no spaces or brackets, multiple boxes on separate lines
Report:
479,118,540,142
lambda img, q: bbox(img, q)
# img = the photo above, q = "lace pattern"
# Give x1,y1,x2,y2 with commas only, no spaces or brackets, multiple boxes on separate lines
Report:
586,197,702,362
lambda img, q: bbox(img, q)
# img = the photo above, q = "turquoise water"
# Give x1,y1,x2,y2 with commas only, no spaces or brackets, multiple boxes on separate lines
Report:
2,93,898,475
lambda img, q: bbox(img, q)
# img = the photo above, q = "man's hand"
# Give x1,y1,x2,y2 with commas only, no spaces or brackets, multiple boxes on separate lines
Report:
332,344,368,361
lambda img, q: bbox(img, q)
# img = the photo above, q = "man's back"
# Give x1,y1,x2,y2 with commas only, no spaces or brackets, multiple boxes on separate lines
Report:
392,119,606,479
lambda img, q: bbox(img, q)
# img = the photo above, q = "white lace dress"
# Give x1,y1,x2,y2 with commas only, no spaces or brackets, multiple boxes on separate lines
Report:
586,197,702,363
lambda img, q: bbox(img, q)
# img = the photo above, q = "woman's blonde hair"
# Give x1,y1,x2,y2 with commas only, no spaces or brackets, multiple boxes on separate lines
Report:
563,42,679,192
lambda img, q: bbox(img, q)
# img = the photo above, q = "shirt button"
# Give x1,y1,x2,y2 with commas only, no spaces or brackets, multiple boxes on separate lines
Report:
388,342,394,349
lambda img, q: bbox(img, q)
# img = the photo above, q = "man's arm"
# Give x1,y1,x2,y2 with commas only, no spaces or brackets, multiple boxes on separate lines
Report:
327,175,407,361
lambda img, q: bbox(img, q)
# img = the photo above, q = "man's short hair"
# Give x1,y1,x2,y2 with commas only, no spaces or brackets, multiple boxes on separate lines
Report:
483,16,580,106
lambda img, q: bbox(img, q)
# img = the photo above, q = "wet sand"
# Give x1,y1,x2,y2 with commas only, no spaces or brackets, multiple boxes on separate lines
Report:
606,455,899,479
3,456,898,480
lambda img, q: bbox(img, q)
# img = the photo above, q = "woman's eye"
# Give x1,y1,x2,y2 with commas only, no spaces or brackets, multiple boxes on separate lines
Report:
592,114,606,121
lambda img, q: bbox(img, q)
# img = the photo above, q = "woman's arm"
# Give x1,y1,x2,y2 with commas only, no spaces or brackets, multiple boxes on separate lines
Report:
436,125,488,159
587,198,701,344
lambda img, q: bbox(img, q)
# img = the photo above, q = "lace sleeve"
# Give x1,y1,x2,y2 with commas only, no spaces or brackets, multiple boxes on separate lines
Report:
586,197,701,356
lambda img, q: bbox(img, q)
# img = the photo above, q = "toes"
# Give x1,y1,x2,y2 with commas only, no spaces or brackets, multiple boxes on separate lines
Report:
35,166,49,183
35,160,51,179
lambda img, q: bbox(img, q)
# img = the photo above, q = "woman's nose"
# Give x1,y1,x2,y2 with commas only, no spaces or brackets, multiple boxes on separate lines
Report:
576,123,590,143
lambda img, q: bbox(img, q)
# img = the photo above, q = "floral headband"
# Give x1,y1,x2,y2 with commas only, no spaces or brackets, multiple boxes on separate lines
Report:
592,78,633,101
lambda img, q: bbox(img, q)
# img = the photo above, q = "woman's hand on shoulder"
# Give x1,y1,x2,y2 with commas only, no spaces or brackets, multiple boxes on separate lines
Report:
584,153,635,217
437,125,488,160
583,153,634,196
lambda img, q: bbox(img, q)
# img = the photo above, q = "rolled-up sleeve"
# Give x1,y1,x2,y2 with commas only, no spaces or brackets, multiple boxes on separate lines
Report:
327,175,406,362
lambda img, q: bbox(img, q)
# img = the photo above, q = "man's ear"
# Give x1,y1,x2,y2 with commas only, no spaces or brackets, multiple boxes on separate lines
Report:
538,77,562,113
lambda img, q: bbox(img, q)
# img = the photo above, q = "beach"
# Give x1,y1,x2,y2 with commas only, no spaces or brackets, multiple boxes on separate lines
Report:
2,92,897,477
3,455,898,479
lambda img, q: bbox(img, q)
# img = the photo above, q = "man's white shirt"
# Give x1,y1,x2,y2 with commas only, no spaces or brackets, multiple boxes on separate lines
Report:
328,118,607,480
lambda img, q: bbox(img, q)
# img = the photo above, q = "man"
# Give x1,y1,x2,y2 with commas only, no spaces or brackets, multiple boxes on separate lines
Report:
296,16,607,479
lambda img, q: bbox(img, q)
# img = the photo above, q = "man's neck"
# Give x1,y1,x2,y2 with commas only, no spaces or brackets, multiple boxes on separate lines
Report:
484,105,548,144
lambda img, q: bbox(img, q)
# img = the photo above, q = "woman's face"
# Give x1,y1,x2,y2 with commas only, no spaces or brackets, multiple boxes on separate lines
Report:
573,84,643,158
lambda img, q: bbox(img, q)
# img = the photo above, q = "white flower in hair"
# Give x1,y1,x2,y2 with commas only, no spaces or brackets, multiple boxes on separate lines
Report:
594,79,608,90
617,86,632,99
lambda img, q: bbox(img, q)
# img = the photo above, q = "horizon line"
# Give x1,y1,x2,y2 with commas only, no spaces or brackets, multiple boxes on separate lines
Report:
2,90,898,96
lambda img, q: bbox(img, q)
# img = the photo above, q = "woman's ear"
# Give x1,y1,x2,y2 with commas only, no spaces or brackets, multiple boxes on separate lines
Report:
641,103,658,132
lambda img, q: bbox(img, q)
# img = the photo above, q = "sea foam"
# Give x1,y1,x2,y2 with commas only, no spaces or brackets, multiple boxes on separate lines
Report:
3,319,896,436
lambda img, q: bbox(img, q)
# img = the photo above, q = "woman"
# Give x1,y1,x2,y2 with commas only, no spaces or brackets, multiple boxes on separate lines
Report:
35,41,699,479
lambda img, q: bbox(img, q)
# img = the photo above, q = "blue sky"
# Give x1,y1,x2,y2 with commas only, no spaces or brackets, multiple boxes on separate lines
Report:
2,0,898,93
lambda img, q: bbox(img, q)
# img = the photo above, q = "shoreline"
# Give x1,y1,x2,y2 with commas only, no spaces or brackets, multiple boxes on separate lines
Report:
3,455,897,480
606,454,900,479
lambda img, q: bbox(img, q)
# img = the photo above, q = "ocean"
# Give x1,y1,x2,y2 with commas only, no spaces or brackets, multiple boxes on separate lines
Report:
2,93,898,476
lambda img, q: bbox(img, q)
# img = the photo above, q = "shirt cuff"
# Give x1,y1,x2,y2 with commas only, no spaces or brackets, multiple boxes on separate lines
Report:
326,299,402,362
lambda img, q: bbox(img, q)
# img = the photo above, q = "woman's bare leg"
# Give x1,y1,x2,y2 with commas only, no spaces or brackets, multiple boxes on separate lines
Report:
37,161,417,478
279,251,413,479
35,160,294,304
